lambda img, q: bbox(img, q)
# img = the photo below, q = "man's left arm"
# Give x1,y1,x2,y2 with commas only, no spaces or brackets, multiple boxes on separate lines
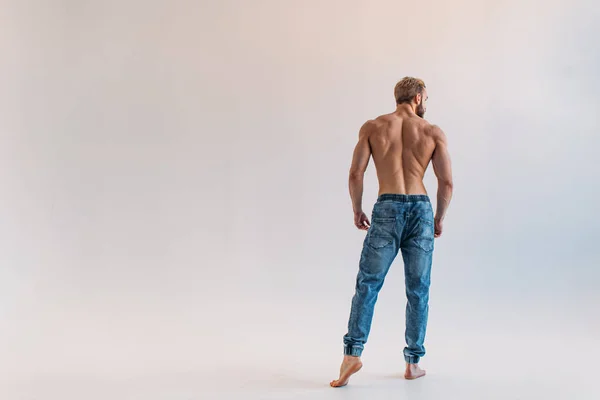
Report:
349,121,372,230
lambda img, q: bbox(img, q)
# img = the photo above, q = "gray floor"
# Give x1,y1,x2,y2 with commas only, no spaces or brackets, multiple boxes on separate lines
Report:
2,325,598,400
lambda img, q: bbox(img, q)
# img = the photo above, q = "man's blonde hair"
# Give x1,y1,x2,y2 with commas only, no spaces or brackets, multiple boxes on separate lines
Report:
394,77,426,104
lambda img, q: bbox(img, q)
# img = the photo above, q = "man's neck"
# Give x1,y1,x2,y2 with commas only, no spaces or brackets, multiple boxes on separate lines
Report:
395,103,416,116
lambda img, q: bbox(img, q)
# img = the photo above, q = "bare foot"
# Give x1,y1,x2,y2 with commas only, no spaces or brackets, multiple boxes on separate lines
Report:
330,355,363,387
404,363,426,380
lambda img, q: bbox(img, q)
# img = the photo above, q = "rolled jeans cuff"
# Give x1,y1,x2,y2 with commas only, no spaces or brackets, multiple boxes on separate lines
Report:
344,346,363,357
405,355,420,364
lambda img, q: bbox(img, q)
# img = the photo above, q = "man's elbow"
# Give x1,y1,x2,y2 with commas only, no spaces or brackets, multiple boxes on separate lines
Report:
349,171,364,181
438,179,454,190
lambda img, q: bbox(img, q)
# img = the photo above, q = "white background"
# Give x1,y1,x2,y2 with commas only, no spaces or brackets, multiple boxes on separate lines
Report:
1,1,599,399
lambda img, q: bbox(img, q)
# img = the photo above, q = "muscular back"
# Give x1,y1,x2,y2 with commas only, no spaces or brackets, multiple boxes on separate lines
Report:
349,90,453,235
367,113,435,196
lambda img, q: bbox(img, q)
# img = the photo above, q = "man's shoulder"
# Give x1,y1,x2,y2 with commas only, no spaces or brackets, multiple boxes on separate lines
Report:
423,123,448,147
367,114,390,126
359,119,373,129
359,117,384,136
366,113,400,130
422,121,444,136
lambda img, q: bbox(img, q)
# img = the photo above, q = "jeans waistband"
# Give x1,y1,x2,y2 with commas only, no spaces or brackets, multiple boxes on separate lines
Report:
377,194,430,203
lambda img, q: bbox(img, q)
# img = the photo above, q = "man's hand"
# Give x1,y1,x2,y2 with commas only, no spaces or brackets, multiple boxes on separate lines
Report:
354,211,371,231
434,217,443,238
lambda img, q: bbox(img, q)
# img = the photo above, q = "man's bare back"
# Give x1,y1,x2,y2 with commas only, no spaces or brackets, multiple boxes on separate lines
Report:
366,111,439,196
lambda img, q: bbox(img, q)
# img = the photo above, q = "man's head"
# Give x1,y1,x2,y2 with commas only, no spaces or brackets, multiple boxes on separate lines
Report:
394,77,427,118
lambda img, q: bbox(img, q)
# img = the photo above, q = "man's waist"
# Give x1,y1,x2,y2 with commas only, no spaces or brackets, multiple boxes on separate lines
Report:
377,193,430,203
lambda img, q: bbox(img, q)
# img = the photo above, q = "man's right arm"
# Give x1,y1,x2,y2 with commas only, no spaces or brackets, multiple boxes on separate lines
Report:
431,125,453,237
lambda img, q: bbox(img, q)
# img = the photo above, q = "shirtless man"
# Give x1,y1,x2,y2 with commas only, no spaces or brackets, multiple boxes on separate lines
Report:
330,77,454,387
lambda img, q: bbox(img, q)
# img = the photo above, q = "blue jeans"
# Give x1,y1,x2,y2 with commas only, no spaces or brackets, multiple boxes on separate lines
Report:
343,194,435,364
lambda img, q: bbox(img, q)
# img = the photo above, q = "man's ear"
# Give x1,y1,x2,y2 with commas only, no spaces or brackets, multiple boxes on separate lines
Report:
414,93,422,104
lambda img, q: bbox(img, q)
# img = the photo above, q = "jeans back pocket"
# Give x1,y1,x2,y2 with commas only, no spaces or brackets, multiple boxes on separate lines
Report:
367,217,397,249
